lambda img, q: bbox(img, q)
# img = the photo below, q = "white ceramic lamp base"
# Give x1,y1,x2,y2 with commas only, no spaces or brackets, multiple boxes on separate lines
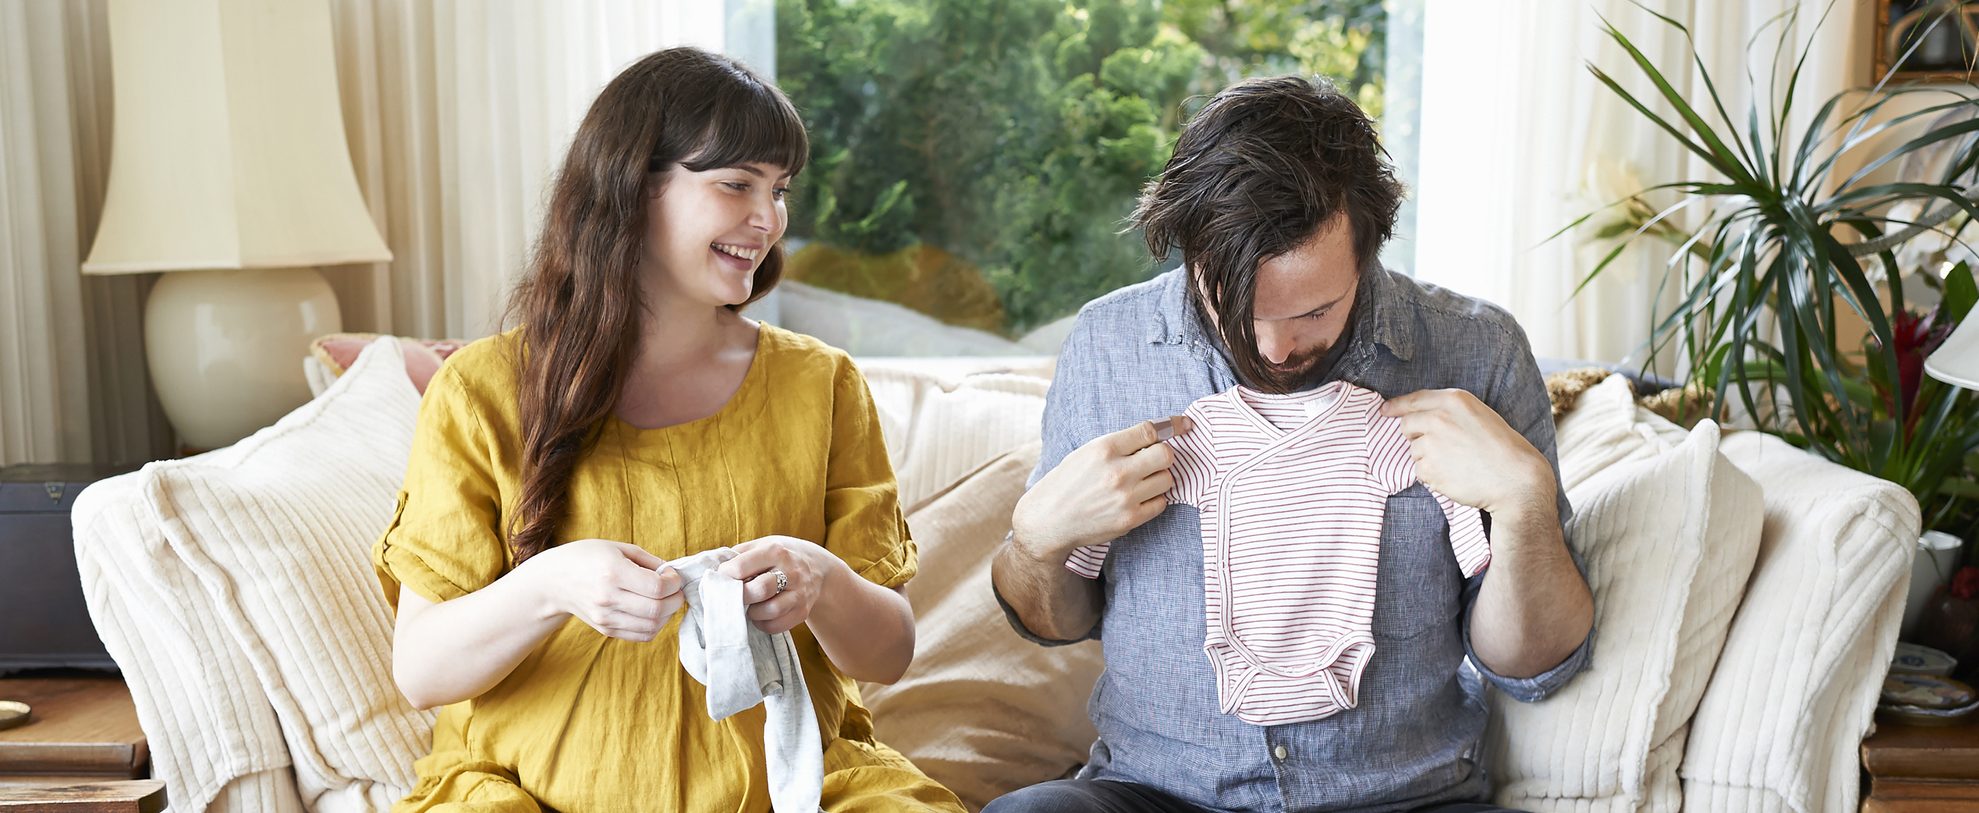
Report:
144,267,342,450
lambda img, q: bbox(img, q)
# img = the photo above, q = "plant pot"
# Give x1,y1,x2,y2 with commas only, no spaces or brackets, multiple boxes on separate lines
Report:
1915,586,1979,684
1904,531,1966,640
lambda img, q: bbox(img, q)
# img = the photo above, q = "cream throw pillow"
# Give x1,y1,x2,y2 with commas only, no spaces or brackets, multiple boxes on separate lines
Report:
1488,415,1763,813
859,361,1054,511
861,443,1104,811
1554,374,1687,493
139,337,430,812
856,364,1103,811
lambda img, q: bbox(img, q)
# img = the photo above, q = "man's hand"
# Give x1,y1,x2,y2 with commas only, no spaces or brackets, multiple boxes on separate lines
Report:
1010,416,1193,563
996,415,1192,642
1384,389,1593,679
1380,389,1554,519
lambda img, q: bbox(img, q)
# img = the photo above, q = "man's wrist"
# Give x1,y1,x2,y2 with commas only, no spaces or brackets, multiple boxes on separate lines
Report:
1011,524,1069,566
1011,521,1081,568
1011,498,1078,562
1491,474,1560,537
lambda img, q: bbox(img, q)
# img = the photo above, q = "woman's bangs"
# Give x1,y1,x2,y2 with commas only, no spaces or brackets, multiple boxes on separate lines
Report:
678,78,808,177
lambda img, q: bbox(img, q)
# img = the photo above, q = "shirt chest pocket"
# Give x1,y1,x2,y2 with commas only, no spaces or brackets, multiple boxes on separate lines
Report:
1370,485,1465,641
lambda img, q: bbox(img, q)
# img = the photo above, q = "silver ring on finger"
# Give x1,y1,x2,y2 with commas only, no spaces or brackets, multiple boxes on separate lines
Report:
772,569,788,595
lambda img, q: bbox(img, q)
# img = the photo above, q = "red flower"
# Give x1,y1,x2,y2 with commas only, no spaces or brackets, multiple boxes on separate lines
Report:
1872,308,1954,427
1953,566,1979,601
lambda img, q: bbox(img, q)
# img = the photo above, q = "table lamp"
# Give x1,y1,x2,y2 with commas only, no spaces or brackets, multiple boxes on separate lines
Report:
1926,308,1979,390
82,0,391,450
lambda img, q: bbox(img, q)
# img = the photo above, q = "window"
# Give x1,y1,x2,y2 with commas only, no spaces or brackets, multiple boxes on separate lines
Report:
773,0,1418,354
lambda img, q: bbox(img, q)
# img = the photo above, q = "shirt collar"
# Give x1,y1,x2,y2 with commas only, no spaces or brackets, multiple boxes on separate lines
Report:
1148,263,1416,363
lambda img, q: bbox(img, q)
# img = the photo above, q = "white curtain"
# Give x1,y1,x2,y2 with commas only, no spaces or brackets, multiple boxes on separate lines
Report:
324,0,773,341
0,0,768,465
1413,0,1865,374
0,0,170,466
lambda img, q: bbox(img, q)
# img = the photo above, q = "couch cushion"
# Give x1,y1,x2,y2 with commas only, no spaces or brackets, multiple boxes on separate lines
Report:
855,363,1104,811
136,337,429,812
860,442,1104,811
1488,391,1763,812
1553,374,1687,493
859,361,1053,510
1678,430,1919,813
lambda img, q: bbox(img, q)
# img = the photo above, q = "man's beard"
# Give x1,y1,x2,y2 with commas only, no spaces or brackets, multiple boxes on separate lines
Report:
1247,341,1334,394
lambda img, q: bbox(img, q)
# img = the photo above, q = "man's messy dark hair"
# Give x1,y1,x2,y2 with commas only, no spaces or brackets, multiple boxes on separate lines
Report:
1131,75,1405,391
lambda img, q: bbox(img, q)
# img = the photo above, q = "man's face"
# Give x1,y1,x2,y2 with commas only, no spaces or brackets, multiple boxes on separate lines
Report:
1207,214,1361,392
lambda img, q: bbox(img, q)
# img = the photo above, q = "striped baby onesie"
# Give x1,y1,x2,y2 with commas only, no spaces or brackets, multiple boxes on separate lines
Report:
1064,380,1491,725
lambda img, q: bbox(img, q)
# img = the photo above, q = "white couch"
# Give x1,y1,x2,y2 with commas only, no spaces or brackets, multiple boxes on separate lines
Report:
71,338,1918,813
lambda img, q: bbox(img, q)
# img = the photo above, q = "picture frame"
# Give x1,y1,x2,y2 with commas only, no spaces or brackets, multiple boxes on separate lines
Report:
1876,0,1979,82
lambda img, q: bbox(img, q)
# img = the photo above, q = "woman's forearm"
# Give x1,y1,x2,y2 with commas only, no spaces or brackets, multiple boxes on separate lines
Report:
391,571,564,710
804,558,916,684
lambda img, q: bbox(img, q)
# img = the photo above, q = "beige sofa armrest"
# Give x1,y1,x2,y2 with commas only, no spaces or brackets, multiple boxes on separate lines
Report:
1679,430,1920,813
72,471,303,813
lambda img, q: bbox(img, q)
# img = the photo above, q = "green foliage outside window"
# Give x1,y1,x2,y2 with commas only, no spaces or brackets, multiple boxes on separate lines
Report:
775,0,1386,337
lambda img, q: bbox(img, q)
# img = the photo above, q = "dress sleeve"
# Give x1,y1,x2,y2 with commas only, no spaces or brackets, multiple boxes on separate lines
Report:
372,363,509,609
1434,492,1491,578
1062,544,1109,579
1063,393,1216,580
1073,400,1219,579
822,356,917,590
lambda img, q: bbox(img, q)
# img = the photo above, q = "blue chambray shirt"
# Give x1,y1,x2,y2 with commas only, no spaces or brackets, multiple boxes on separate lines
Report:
997,265,1593,813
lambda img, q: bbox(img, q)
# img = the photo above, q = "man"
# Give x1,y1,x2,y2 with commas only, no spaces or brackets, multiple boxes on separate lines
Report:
985,76,1596,813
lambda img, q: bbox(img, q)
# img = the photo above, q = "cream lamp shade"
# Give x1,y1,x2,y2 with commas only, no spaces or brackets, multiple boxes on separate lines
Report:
83,0,391,450
1925,309,1979,390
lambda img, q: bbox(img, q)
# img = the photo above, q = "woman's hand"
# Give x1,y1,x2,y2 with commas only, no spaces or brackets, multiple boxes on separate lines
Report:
519,539,683,641
718,535,845,635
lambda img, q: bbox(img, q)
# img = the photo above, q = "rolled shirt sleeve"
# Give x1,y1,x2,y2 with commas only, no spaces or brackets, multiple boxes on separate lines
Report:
1460,319,1595,701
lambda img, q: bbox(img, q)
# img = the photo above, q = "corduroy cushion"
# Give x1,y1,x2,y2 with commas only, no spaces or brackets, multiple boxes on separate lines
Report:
73,477,309,813
135,337,430,811
1540,370,1921,813
1487,380,1764,812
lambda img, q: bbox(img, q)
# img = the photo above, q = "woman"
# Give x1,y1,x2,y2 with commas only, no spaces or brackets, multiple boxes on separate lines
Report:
372,47,964,813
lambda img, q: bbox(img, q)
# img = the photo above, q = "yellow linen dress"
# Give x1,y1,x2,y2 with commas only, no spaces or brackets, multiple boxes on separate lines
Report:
372,324,965,813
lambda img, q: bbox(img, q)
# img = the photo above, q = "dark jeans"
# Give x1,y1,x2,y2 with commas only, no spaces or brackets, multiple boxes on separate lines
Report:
981,779,1527,813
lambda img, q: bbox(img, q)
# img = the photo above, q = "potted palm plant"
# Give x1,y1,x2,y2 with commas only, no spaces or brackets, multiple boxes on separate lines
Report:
1571,6,1979,568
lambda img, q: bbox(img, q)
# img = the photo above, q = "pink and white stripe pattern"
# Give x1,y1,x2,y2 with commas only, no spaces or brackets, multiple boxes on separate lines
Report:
1065,381,1490,725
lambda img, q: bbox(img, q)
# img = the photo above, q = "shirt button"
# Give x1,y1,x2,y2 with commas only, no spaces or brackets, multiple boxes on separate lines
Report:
1273,745,1289,761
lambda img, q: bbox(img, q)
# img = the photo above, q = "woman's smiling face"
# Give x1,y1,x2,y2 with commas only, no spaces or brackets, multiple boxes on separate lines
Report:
644,160,791,308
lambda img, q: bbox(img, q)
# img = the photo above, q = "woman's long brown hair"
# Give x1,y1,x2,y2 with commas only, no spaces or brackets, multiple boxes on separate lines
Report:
503,48,807,564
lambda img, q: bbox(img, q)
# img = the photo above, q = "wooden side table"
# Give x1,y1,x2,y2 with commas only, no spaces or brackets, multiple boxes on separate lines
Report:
1861,712,1979,812
0,781,165,812
0,676,148,785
